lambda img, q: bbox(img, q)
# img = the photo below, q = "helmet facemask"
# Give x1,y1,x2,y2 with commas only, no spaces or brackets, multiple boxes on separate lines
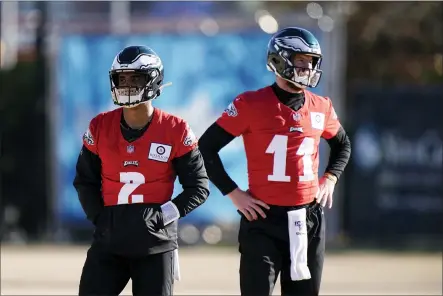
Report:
285,53,322,89
268,50,322,89
109,68,163,108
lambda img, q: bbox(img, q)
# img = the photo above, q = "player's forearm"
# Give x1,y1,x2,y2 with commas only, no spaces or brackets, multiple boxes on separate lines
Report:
74,185,104,224
202,153,238,195
171,149,210,217
325,126,351,180
73,146,104,225
198,123,239,195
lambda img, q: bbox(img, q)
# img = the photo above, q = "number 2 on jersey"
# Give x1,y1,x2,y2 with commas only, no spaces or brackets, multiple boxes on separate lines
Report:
266,135,315,182
118,172,145,204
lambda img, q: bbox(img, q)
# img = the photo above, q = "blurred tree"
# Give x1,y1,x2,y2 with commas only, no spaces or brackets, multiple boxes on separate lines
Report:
242,2,442,85
0,61,45,241
260,1,311,14
346,2,443,86
0,1,49,242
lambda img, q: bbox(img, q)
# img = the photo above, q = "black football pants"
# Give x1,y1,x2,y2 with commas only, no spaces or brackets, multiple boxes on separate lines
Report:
79,242,175,296
238,202,325,296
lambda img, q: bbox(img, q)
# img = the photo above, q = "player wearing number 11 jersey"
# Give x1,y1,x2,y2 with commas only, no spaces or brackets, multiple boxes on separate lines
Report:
199,27,351,296
73,46,209,296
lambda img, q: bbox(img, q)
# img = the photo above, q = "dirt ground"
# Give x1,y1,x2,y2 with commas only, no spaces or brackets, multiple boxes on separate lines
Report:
1,244,441,295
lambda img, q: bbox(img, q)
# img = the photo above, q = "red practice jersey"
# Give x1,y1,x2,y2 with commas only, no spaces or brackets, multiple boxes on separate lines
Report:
82,107,197,206
216,86,341,206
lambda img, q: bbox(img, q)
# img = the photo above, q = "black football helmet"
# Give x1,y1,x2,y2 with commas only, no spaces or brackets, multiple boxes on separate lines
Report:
266,27,322,89
109,45,165,107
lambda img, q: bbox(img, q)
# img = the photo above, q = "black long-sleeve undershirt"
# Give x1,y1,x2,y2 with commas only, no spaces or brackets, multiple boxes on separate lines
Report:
198,123,238,196
73,146,103,224
73,115,209,225
198,83,351,196
324,126,351,180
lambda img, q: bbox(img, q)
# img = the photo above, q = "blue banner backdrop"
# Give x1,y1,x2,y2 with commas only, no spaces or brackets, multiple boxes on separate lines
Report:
54,32,324,229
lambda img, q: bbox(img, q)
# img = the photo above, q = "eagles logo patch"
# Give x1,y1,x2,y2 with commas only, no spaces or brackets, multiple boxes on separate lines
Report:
183,128,197,147
224,102,238,117
83,128,95,145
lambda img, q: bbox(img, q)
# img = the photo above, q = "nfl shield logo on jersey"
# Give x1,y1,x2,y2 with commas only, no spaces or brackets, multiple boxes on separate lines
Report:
127,145,135,154
293,113,301,122
183,128,197,146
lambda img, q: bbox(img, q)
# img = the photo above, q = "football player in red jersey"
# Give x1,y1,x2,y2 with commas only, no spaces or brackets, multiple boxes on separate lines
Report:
73,45,210,296
199,27,351,296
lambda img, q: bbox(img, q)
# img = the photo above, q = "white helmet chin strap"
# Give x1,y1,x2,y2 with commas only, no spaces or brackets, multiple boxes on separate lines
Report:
114,82,173,108
122,102,143,109
286,78,308,89
113,87,145,107
274,71,308,89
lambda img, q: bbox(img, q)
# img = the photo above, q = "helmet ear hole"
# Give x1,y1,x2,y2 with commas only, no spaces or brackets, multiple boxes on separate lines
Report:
272,58,280,64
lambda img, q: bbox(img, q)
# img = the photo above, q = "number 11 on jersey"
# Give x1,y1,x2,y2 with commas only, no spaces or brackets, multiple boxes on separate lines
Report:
266,135,315,182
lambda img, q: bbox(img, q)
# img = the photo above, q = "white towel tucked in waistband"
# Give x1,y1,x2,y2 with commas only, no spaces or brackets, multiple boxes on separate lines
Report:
287,208,311,281
173,248,181,281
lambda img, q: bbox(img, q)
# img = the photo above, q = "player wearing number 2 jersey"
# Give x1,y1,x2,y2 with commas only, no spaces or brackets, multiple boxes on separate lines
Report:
73,46,209,296
199,27,351,296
